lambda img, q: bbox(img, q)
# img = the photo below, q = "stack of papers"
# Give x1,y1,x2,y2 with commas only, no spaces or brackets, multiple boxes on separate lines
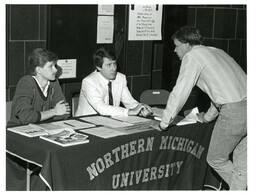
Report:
111,115,152,124
7,125,48,137
80,126,126,139
80,116,133,128
52,119,96,130
153,107,203,126
8,123,68,137
8,122,90,147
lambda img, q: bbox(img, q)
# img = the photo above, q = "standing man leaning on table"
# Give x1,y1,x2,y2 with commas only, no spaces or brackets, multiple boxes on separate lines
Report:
158,26,247,190
75,47,152,117
8,48,70,127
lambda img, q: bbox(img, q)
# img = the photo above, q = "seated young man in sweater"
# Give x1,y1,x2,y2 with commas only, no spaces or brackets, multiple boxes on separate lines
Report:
8,48,70,126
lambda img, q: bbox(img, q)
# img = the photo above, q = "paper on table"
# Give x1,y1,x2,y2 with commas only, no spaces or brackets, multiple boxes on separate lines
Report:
7,125,47,137
111,115,152,124
176,118,197,126
152,107,164,118
80,116,134,128
40,130,89,147
184,107,202,123
52,120,96,130
153,107,202,126
29,123,71,135
29,123,64,131
79,126,126,139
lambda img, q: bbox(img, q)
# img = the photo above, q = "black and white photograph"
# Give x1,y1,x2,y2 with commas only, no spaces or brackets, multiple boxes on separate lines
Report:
2,0,254,193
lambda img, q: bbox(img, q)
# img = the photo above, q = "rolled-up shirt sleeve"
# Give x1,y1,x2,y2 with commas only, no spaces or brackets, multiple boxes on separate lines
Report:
162,55,202,127
204,102,219,122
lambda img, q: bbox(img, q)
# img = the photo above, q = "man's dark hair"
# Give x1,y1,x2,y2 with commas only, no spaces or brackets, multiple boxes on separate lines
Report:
172,26,203,46
93,47,116,68
28,48,58,75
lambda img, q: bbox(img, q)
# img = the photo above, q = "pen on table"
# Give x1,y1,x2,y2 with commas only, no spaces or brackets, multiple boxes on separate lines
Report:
63,122,75,127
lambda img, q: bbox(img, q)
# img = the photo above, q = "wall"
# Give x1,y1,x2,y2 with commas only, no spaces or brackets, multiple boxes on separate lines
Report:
190,5,247,111
6,5,47,101
6,5,246,106
6,5,163,103
188,5,246,71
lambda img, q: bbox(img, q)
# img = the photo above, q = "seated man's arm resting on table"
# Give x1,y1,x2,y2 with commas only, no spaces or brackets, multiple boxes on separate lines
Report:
40,101,70,121
119,78,152,117
47,79,70,121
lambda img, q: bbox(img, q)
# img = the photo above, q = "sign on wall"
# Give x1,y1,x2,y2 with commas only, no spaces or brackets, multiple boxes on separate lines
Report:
57,59,77,79
128,4,163,41
97,5,114,44
97,16,114,44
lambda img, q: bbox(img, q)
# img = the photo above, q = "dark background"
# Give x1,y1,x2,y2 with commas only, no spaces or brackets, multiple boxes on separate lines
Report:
6,4,246,113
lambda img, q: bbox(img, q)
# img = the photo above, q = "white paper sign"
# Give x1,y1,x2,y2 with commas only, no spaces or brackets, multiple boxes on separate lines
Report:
57,59,77,79
98,4,114,15
97,16,114,44
128,4,163,40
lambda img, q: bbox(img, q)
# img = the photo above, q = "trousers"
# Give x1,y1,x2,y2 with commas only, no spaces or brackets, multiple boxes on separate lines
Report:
207,100,247,190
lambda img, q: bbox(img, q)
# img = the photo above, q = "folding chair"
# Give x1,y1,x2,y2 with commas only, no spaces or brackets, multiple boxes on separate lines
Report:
6,101,12,124
140,89,169,106
71,93,80,117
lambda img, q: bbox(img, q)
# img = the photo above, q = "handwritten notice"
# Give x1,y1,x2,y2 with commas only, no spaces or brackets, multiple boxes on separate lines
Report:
98,4,114,15
128,4,163,40
97,16,114,44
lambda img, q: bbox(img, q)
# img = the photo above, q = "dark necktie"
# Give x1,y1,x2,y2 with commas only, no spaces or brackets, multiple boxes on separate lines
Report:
108,81,113,105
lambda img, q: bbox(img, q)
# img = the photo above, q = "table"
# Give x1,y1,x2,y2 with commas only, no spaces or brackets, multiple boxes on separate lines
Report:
6,119,218,190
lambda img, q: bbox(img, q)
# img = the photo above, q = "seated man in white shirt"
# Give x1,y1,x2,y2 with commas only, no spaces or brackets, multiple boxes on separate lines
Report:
75,47,152,117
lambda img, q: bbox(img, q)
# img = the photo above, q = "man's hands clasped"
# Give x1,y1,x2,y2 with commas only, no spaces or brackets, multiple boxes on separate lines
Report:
54,100,70,115
128,103,152,117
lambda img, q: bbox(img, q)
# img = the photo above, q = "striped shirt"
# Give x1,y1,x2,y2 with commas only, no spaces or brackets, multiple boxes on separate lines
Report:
162,45,247,126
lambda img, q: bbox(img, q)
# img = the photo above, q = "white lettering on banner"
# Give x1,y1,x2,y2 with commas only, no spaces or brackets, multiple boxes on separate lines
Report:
159,136,205,159
86,136,205,181
112,161,183,189
87,137,155,180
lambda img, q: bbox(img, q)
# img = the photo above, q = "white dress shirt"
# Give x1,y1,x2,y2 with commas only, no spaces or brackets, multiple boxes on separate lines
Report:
32,76,50,97
75,71,139,117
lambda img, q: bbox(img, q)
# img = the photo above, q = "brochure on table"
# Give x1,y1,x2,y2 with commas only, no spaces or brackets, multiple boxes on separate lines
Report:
40,129,89,147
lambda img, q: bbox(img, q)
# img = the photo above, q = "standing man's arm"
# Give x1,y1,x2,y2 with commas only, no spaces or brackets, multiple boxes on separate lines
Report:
40,100,70,121
199,102,219,122
161,56,201,129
